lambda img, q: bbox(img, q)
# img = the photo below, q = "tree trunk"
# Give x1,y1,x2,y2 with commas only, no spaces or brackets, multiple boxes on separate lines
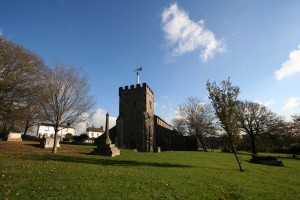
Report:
1,126,7,139
250,134,257,155
229,135,244,172
52,128,58,154
232,146,244,172
198,136,208,152
23,121,30,136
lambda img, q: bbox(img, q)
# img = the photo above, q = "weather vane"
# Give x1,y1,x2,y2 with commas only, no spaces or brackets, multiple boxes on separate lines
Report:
134,66,142,84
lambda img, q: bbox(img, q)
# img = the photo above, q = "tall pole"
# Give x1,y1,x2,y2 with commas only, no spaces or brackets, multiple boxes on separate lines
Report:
105,113,111,145
136,71,140,85
134,66,142,85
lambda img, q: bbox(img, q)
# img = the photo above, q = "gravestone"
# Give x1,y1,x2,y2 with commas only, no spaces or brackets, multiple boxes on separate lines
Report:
40,137,60,148
157,147,161,153
6,132,22,141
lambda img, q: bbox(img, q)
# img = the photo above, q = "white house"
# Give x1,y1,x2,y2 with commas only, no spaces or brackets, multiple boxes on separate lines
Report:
36,123,75,139
86,125,104,138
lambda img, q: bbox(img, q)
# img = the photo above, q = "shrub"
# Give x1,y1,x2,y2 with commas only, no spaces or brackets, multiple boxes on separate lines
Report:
290,143,300,155
74,133,89,143
64,133,74,142
220,146,231,152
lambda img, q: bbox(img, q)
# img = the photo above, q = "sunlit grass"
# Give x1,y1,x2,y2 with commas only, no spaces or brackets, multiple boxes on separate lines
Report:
0,141,300,199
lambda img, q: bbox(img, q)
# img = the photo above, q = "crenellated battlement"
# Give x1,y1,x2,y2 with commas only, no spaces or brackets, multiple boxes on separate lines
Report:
119,82,154,96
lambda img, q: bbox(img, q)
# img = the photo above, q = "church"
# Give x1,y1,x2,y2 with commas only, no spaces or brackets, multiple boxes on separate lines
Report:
105,82,199,152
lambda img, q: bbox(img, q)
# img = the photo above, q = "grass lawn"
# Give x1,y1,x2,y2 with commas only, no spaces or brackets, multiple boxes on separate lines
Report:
0,141,300,200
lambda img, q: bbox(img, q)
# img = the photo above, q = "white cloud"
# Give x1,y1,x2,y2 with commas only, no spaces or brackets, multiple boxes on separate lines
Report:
161,3,225,62
283,98,300,110
74,108,116,135
0,29,3,36
161,95,169,99
275,45,300,80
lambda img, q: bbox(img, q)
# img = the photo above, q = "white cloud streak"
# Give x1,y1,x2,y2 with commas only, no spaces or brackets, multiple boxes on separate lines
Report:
161,3,225,62
161,95,169,99
275,45,300,80
283,98,300,111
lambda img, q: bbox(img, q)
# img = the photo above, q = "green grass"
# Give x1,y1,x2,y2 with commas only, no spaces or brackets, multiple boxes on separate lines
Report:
0,141,300,200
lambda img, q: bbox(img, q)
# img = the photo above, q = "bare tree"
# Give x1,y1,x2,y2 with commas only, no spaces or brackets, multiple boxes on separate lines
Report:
174,97,216,152
21,99,45,136
206,78,244,172
0,36,45,137
292,115,300,134
237,101,279,155
271,117,300,149
37,63,95,153
172,118,187,135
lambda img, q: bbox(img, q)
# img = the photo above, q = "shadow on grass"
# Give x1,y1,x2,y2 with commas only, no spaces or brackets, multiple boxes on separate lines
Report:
18,153,193,168
25,143,42,148
238,151,300,161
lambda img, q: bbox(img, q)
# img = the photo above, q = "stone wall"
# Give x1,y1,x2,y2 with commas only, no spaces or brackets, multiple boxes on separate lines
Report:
116,83,155,151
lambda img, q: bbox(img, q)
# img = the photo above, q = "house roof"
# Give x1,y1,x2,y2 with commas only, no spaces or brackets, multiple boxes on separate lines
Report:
86,126,104,132
39,123,74,128
154,115,172,130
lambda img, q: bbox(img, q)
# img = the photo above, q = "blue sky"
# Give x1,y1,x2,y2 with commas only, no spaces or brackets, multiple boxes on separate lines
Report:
1,0,300,129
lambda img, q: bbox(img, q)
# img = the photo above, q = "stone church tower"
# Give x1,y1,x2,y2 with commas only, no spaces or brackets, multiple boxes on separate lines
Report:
116,83,155,152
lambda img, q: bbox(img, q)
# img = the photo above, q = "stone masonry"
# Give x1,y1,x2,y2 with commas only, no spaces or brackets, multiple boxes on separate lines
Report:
116,83,155,152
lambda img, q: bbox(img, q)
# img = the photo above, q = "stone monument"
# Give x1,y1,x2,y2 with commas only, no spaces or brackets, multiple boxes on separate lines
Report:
92,113,120,157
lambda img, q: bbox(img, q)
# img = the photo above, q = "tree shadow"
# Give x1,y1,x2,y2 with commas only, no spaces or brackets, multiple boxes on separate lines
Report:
18,153,193,168
25,143,42,148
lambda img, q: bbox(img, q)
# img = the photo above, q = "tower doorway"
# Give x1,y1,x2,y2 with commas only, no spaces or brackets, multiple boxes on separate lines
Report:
129,139,137,149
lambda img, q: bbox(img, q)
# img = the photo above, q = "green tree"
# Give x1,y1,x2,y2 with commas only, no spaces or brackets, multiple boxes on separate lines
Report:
78,133,89,143
64,133,74,142
206,78,244,172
